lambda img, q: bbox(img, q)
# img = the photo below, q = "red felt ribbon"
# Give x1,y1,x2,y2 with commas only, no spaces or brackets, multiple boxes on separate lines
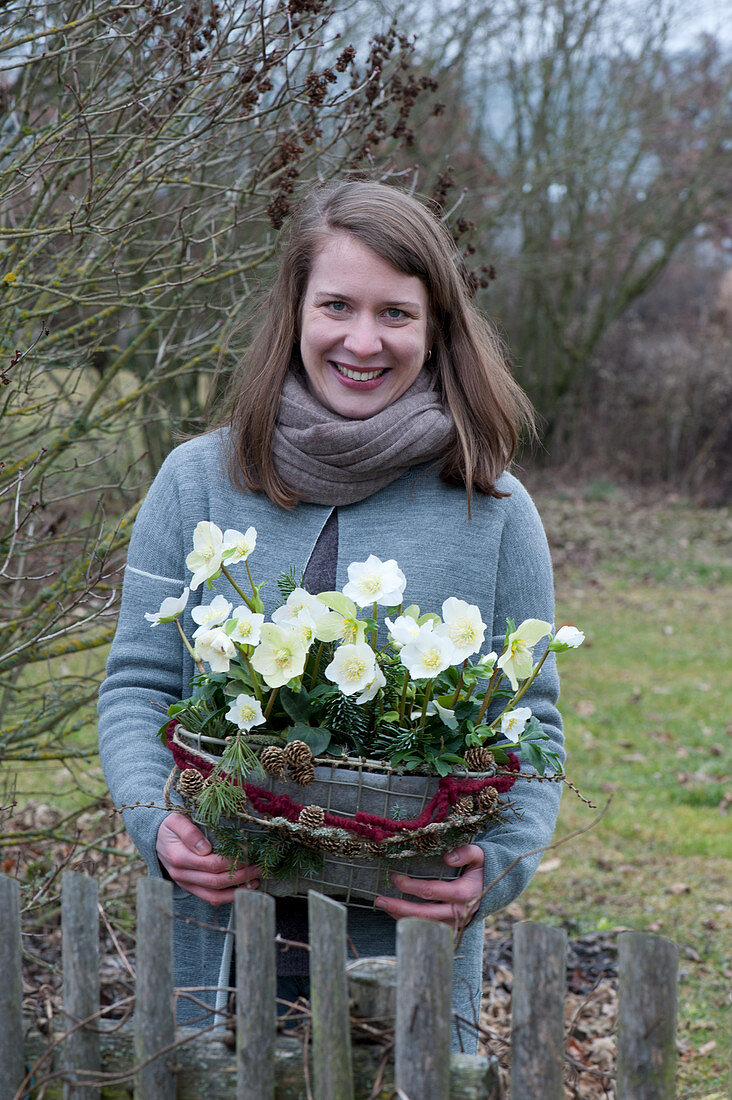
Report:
166,721,519,842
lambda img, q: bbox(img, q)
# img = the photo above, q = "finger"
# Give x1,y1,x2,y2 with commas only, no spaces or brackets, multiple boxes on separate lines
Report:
181,880,261,906
172,865,261,895
374,896,473,923
444,843,484,870
388,869,482,904
163,812,213,855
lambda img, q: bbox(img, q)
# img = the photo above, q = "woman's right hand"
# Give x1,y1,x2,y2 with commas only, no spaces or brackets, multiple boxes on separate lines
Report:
156,812,260,905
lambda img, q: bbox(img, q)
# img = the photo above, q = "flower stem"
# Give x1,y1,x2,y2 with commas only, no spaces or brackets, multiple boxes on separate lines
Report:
308,641,324,689
476,666,502,725
221,563,254,609
398,667,410,722
418,679,435,731
371,601,378,652
263,687,279,720
495,647,550,719
176,619,205,673
241,652,264,704
451,659,468,707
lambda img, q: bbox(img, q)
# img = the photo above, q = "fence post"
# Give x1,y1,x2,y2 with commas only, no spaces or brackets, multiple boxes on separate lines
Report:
134,877,175,1100
0,874,24,1100
617,931,678,1100
511,921,567,1100
395,918,452,1100
62,872,100,1099
235,889,276,1100
308,891,354,1100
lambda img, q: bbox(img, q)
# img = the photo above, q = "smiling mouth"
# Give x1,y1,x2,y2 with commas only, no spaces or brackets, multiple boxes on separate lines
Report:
333,362,387,381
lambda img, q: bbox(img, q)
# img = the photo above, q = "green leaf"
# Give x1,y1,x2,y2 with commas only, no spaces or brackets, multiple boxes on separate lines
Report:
279,686,311,724
286,723,331,756
434,759,452,776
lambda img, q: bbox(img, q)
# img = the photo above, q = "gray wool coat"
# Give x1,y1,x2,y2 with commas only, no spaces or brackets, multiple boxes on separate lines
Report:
98,430,564,1052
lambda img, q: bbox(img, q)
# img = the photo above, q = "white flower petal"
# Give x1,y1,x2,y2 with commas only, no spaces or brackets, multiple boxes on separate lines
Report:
144,588,189,626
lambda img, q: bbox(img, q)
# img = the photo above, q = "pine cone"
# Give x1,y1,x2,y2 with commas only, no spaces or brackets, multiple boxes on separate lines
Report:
177,768,205,799
288,762,315,786
464,747,495,773
361,840,383,858
413,830,441,853
259,745,287,777
476,784,499,809
318,833,346,854
284,740,313,766
298,804,325,829
452,794,475,817
340,837,364,858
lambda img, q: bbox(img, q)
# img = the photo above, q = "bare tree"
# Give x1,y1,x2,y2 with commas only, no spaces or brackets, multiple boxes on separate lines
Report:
382,0,732,447
0,0,436,774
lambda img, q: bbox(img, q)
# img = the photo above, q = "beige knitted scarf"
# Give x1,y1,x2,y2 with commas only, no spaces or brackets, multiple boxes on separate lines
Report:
272,369,455,506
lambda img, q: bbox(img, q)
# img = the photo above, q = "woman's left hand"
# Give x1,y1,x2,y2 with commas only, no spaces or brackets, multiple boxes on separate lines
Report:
374,843,485,927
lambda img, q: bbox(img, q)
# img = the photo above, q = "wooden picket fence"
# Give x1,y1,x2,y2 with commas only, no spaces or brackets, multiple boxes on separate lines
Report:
0,871,681,1099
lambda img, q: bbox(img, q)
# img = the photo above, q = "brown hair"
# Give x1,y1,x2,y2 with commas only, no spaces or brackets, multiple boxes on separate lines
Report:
219,180,535,509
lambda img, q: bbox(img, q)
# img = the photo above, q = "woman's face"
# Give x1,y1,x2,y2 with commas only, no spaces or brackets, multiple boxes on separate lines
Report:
299,232,430,419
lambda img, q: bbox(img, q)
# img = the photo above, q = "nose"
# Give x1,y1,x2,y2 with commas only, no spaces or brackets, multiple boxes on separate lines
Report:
342,313,382,359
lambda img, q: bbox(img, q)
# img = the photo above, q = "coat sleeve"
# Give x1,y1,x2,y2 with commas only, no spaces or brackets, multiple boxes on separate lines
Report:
97,450,198,874
472,483,565,919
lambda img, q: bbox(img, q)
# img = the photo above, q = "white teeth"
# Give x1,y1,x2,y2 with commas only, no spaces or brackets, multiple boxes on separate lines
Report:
335,364,386,381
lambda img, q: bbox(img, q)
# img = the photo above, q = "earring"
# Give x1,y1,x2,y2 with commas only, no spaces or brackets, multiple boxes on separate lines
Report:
425,349,432,362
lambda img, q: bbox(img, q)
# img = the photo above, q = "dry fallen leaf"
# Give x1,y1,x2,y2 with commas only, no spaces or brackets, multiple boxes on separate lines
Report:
536,857,562,873
698,1040,717,1056
667,882,691,895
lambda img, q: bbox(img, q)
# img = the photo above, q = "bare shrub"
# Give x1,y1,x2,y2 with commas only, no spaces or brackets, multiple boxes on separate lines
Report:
0,0,436,776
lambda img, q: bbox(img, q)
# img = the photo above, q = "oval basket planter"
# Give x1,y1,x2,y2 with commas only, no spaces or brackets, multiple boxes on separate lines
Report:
167,723,518,908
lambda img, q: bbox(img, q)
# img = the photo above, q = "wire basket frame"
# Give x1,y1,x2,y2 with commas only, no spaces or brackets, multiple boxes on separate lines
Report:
172,725,509,907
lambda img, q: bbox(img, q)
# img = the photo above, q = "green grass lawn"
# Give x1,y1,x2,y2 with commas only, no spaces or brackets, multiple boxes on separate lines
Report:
518,484,731,1097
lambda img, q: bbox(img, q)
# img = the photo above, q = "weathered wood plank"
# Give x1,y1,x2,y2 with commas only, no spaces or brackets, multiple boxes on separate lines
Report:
617,931,678,1100
511,920,567,1100
395,918,452,1100
308,891,354,1100
62,871,101,1100
0,873,25,1100
23,1024,499,1099
134,877,175,1100
235,888,276,1100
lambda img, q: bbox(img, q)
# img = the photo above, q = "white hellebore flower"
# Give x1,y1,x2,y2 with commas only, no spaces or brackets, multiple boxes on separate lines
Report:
227,606,265,647
500,707,532,743
315,592,366,645
437,597,487,661
194,627,237,673
226,693,265,732
325,643,378,697
190,594,233,638
399,622,454,680
385,614,421,647
251,623,307,688
271,589,344,647
550,625,585,651
144,588,189,626
496,618,553,690
342,554,407,608
355,663,386,705
222,526,257,564
186,521,224,590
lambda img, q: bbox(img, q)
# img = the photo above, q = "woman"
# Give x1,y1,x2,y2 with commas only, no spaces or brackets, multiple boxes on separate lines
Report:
98,180,563,1053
